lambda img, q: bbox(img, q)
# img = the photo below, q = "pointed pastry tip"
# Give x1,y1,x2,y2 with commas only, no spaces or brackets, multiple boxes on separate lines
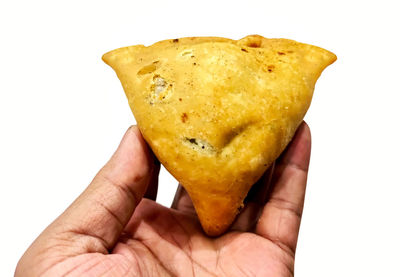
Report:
315,46,337,69
189,191,240,236
102,48,122,69
101,51,112,66
305,43,337,71
102,45,146,69
297,44,336,85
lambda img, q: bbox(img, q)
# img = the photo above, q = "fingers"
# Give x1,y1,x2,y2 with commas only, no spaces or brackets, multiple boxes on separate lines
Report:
41,126,156,254
255,122,311,256
171,185,196,215
230,163,275,232
144,157,160,201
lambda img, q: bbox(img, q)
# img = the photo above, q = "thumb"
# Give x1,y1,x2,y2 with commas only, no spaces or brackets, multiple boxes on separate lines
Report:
26,126,156,259
60,125,155,250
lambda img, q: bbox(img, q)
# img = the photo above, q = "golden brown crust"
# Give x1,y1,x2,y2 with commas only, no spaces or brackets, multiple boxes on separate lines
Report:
103,35,336,236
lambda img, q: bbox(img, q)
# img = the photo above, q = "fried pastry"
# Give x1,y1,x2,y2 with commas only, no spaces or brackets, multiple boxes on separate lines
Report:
103,35,336,236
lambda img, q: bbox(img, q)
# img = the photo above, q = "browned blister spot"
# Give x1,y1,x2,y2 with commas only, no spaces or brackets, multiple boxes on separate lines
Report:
181,112,188,123
241,48,249,53
243,36,262,48
248,42,260,48
267,65,275,72
277,51,286,55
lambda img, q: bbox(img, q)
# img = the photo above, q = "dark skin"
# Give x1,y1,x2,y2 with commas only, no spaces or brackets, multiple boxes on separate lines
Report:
16,122,311,277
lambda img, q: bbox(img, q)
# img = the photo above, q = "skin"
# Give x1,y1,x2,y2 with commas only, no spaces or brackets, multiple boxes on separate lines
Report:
15,122,311,277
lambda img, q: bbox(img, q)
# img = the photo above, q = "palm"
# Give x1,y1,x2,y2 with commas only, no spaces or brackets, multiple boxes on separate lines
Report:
46,199,294,276
16,123,310,277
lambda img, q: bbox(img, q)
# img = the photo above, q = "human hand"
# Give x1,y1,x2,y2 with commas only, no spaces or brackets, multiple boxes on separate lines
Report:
16,122,311,277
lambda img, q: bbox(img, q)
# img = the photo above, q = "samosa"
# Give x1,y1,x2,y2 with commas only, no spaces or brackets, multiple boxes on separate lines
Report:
102,35,336,236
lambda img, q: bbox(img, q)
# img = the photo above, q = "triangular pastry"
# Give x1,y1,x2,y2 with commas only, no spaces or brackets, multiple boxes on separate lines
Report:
103,35,336,236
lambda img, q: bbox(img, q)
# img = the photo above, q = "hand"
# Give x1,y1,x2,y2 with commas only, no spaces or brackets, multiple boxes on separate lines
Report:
16,123,311,277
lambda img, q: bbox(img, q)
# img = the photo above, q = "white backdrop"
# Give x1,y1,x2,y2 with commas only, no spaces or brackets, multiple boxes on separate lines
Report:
1,0,399,276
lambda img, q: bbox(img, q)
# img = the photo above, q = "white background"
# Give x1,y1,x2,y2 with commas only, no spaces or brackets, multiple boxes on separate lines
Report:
1,0,399,276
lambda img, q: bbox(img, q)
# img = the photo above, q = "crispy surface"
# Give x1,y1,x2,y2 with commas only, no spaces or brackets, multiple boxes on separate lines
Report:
103,35,336,236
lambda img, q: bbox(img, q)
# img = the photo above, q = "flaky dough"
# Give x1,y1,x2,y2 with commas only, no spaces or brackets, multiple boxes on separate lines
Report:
103,35,336,236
